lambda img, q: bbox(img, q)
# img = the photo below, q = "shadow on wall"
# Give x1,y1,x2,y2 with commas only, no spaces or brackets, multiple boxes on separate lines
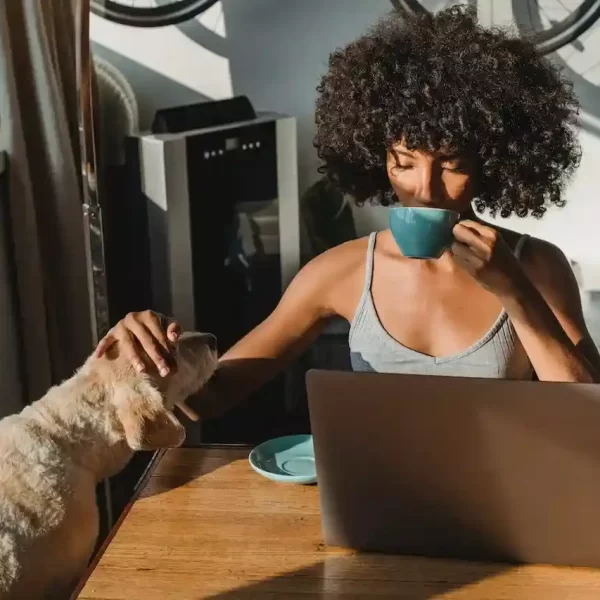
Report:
179,0,393,192
94,0,393,190
91,43,212,128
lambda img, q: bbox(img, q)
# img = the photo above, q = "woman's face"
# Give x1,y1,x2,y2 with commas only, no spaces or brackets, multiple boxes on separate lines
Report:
386,141,475,213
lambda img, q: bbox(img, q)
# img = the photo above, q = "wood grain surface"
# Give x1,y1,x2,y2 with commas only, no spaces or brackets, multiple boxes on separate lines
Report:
75,447,600,599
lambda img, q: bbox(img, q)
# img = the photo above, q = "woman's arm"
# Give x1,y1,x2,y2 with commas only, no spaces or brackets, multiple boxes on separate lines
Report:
185,259,334,420
501,239,600,383
186,240,365,418
95,241,363,418
452,221,600,383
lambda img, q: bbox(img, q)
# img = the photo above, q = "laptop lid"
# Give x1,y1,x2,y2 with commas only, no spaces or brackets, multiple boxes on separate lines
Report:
306,369,600,567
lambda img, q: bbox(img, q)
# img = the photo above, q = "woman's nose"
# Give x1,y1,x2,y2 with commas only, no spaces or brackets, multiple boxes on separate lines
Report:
416,165,442,205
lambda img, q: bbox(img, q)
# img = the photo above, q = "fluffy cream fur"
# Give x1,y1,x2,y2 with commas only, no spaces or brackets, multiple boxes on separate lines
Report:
0,332,217,600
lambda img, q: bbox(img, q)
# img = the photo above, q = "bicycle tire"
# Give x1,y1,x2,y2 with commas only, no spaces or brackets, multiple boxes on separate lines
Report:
512,0,600,55
91,0,220,28
390,0,600,55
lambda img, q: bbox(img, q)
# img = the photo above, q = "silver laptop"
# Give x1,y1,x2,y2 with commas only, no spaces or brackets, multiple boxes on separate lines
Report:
306,369,600,567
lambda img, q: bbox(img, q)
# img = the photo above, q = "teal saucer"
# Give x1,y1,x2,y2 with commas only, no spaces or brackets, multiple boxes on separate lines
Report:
249,434,316,484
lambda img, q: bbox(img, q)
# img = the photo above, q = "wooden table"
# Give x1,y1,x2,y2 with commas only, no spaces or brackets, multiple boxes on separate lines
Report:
74,447,600,599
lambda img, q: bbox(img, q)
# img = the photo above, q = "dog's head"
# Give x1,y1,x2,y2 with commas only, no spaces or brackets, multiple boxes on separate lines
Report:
113,332,218,451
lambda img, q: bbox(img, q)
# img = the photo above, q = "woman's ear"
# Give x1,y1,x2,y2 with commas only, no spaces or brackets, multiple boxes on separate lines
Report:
114,380,186,450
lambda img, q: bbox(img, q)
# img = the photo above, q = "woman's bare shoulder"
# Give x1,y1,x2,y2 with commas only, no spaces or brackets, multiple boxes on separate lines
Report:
497,229,581,319
517,234,574,287
493,225,571,278
311,236,370,271
295,236,371,319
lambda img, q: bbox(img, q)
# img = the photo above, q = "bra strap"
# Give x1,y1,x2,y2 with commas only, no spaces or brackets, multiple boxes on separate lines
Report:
364,232,377,291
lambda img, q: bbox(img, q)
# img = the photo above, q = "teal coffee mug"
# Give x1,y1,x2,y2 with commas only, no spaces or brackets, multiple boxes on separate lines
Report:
389,206,460,259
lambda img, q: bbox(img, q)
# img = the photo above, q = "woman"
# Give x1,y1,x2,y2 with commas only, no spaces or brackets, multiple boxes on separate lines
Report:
95,7,600,418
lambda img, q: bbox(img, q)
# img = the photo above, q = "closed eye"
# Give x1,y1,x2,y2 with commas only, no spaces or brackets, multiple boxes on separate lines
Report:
442,163,469,173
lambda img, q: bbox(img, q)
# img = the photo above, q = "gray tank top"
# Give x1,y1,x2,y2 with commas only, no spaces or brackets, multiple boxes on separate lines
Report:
349,232,534,379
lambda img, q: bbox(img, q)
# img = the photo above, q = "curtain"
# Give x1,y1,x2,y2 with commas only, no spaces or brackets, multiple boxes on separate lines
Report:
0,151,22,417
0,0,92,410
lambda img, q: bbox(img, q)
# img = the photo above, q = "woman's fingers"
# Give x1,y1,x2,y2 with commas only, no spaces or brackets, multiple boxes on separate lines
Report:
167,321,181,342
94,333,116,358
451,241,484,269
455,219,496,239
451,240,470,259
140,311,171,354
453,223,491,259
125,317,171,376
116,328,147,374
93,311,179,376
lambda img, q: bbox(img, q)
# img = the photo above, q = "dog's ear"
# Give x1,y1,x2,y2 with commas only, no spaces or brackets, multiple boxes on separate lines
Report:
114,381,185,450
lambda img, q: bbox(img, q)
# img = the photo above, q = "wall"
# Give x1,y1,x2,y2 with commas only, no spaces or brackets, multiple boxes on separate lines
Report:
92,0,391,208
91,0,600,267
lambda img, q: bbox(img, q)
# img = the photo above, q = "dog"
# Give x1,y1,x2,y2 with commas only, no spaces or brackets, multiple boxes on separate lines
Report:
0,331,217,600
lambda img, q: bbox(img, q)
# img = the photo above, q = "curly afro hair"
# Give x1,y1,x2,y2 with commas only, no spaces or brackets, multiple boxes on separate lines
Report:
314,5,580,218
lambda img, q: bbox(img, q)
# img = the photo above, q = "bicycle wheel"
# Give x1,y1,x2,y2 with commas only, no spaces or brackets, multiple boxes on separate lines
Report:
91,0,220,28
389,0,600,55
512,0,600,55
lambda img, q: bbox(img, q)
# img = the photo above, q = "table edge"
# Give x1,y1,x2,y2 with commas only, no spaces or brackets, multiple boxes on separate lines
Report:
70,444,251,599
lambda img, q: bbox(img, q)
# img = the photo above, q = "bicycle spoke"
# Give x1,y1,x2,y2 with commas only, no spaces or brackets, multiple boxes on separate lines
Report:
536,0,555,29
556,0,575,12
